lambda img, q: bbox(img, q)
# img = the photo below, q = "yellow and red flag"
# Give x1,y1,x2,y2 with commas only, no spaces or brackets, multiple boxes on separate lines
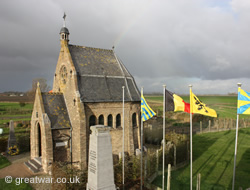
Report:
165,89,190,113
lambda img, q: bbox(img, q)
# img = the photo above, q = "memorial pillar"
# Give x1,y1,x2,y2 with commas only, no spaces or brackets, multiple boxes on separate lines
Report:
87,125,116,190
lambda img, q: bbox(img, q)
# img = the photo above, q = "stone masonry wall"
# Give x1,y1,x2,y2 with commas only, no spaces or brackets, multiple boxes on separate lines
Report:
52,129,71,162
30,87,53,173
53,40,87,169
85,102,140,156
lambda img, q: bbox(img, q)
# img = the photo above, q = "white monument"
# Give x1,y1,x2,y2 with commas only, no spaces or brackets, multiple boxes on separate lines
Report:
86,125,116,190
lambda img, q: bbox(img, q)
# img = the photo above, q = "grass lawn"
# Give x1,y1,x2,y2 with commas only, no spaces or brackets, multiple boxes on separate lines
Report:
0,179,32,190
0,103,33,124
0,118,31,126
0,102,32,133
153,128,250,189
0,114,32,118
0,155,10,169
0,124,30,136
0,102,33,111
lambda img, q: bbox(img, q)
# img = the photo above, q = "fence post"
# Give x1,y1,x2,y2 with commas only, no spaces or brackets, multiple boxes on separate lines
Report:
144,154,147,180
217,120,219,131
156,149,159,173
174,145,176,168
200,121,202,134
243,118,246,128
167,164,171,190
209,120,211,132
196,173,201,190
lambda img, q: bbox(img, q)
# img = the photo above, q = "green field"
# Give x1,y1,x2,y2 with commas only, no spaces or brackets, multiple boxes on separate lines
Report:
153,128,250,189
145,95,242,119
0,102,33,110
0,102,31,154
0,102,33,125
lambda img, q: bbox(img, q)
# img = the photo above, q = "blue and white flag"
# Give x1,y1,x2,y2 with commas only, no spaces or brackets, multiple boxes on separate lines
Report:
238,88,250,114
141,95,156,121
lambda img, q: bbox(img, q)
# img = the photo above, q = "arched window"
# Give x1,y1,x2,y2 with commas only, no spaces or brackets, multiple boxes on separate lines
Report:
132,113,137,127
108,114,113,127
89,115,96,127
116,114,121,128
98,115,104,125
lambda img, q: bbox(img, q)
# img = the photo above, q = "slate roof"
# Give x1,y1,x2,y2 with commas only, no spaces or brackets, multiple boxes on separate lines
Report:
68,45,140,102
42,93,71,129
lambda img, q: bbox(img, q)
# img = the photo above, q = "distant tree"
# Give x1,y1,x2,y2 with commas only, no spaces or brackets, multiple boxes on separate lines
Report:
31,78,51,92
27,78,51,101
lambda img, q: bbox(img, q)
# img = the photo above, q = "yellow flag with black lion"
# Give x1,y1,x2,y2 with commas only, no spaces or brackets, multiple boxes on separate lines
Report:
190,90,217,117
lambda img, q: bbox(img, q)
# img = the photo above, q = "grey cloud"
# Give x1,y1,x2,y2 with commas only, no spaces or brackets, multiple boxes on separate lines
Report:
1,0,250,94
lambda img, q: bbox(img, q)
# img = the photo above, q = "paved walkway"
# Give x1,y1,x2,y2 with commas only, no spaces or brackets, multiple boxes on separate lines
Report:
0,152,52,189
0,163,33,178
0,152,43,178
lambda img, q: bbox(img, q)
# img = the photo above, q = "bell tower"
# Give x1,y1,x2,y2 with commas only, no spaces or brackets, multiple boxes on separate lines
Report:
60,13,69,46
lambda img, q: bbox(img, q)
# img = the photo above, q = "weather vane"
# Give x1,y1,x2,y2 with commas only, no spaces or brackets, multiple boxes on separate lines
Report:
63,12,66,27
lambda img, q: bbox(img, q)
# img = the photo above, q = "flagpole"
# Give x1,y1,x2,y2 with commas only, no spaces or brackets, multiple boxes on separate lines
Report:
162,85,166,190
189,84,193,190
122,86,125,187
140,87,143,190
232,83,241,190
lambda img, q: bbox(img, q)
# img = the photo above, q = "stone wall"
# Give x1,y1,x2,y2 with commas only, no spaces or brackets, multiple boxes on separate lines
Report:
30,86,53,173
110,128,123,155
52,129,71,162
85,102,140,156
53,40,87,169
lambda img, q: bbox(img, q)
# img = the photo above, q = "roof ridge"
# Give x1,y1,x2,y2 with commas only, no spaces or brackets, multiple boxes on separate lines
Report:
68,44,113,52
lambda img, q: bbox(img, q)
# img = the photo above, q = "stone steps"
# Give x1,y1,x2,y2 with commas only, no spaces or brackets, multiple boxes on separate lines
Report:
34,157,42,165
24,157,42,173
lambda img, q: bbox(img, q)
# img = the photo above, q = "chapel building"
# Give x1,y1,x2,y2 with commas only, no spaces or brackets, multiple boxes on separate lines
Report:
28,20,141,173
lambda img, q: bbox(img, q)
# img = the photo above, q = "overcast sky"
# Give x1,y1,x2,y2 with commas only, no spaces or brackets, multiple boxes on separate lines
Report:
1,0,250,94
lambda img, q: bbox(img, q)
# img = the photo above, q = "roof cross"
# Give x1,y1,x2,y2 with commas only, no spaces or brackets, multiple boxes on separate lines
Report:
63,12,66,27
